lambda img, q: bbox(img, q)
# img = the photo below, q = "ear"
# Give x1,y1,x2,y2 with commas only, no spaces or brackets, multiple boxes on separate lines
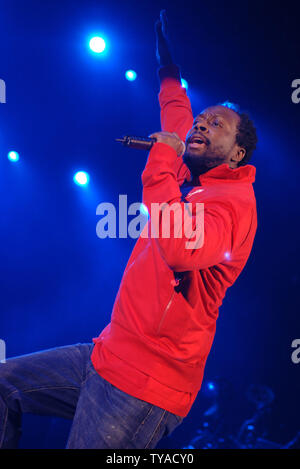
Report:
232,146,246,164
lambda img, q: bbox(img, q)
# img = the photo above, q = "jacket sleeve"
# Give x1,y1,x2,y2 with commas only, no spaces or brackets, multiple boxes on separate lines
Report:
142,142,233,272
158,64,194,184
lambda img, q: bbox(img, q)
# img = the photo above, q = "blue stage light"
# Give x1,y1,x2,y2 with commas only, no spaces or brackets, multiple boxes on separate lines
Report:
73,171,90,186
224,251,231,260
125,70,137,81
181,78,188,90
140,203,149,216
207,382,215,391
8,151,19,162
89,36,106,53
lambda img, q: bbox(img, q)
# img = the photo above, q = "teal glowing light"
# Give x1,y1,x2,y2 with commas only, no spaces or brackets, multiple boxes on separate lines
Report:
73,171,90,186
89,36,106,53
181,78,188,90
125,70,137,81
8,151,19,162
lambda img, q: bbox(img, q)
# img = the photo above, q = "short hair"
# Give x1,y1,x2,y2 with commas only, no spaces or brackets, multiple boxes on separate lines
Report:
219,101,258,166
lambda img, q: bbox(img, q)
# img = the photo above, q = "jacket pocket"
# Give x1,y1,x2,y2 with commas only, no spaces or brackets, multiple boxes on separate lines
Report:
157,291,176,335
157,290,193,343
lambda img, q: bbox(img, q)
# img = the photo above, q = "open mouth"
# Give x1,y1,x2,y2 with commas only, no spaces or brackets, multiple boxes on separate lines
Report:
188,138,207,149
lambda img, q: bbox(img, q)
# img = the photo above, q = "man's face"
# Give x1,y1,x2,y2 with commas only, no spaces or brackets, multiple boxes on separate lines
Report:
183,105,245,176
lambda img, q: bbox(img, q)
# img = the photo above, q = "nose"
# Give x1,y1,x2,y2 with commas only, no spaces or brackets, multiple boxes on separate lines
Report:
194,121,208,133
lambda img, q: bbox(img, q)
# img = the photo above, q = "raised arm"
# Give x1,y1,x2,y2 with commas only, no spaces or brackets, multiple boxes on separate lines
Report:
155,10,194,184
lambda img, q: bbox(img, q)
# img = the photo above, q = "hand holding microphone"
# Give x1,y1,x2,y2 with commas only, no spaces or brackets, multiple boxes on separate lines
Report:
148,131,186,156
115,131,186,156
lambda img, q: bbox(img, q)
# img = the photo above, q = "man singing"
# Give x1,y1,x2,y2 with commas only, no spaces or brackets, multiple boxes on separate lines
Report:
0,11,257,449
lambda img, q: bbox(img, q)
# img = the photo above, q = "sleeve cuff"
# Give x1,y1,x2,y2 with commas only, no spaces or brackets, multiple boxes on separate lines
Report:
147,142,179,168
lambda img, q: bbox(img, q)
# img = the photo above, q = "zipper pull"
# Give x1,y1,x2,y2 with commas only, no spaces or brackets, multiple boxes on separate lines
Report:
171,278,180,287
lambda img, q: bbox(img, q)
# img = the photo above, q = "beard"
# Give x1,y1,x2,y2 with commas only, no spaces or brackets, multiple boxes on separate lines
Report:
183,146,228,177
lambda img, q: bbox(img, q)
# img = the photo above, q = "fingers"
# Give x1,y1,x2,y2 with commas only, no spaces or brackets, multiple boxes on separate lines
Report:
148,131,186,156
148,132,159,139
149,131,172,137
156,10,167,36
160,9,167,23
160,10,167,35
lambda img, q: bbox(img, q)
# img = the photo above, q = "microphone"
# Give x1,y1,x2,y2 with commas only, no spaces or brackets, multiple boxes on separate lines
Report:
115,136,157,150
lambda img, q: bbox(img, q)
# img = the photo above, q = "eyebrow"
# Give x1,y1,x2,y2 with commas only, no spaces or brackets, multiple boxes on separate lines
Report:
194,113,224,121
193,113,228,125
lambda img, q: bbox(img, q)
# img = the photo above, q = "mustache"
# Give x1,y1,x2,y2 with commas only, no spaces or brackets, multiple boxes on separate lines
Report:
187,132,210,145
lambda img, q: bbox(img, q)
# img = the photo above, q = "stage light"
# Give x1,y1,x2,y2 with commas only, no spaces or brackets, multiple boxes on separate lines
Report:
207,382,215,391
140,203,149,217
125,70,137,81
89,36,106,53
181,78,188,90
73,171,90,186
224,251,231,260
8,151,19,162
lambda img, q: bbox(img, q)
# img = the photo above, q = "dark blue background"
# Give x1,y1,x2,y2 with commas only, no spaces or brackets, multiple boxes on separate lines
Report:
0,0,299,448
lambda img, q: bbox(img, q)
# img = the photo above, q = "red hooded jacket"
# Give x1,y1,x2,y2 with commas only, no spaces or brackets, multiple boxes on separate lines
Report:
91,65,257,417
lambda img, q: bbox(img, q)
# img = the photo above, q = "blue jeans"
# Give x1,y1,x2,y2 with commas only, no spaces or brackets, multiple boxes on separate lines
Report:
0,343,183,449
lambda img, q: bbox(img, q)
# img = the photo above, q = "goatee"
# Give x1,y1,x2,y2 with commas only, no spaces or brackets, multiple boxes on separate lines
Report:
183,151,225,177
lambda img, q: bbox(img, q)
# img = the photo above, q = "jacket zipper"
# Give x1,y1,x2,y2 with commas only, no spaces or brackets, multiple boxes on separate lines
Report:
157,291,175,334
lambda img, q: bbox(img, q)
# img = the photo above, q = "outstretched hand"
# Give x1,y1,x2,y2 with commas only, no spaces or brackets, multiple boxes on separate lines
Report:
155,10,174,67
